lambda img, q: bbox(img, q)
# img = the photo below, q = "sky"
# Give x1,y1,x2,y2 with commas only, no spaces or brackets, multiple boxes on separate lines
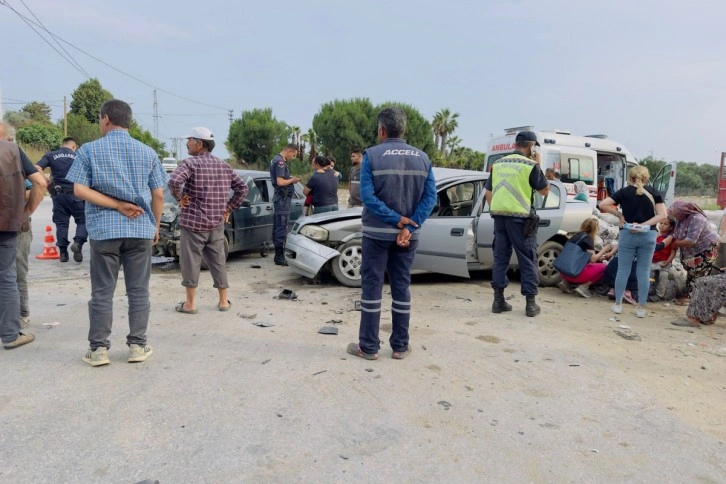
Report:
1,0,725,165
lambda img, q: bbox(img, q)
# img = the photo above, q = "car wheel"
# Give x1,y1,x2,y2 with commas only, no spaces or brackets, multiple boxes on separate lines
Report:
331,239,363,287
537,240,563,287
201,236,230,271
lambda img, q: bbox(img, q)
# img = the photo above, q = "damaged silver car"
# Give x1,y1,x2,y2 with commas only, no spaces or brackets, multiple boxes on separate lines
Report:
284,167,593,287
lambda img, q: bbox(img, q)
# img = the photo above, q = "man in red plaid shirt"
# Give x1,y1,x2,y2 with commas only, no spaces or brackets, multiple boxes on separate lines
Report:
168,127,248,314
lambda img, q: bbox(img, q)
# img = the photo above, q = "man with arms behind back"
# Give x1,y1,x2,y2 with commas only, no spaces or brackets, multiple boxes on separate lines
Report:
67,99,169,367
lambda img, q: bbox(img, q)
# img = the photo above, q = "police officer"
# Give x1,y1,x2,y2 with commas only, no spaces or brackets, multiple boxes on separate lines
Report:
36,137,87,262
485,130,549,317
269,143,300,265
348,148,363,207
346,107,436,360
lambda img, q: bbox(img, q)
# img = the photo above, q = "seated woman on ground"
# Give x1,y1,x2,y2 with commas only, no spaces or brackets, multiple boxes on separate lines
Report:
558,218,616,298
669,201,721,306
671,272,726,327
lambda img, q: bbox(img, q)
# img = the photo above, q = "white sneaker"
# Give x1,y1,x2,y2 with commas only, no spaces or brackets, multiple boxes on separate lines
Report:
612,304,623,314
575,285,592,298
83,347,110,367
128,344,153,363
636,307,646,318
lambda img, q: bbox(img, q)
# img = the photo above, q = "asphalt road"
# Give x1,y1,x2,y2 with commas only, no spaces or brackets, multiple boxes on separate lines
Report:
1,198,724,483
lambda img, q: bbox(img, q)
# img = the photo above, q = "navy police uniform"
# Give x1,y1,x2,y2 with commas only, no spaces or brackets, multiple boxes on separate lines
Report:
37,146,87,256
269,153,294,263
485,131,549,317
357,138,437,355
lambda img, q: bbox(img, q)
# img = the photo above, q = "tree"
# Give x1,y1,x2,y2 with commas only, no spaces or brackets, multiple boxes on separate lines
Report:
433,108,460,157
638,155,667,179
129,120,168,158
20,101,52,124
306,128,318,162
376,101,436,158
63,112,101,146
446,135,462,157
70,78,113,124
312,98,377,179
227,108,289,167
15,123,63,150
3,110,31,128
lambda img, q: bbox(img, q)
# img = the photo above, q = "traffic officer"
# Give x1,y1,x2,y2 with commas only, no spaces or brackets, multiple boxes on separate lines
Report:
269,143,300,265
36,137,87,262
485,130,549,317
346,107,436,360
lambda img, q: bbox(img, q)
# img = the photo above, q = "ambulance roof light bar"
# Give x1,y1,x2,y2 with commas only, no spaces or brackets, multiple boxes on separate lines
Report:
504,125,534,135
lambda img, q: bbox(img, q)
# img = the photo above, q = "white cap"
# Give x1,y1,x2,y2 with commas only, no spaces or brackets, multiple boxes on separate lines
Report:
183,127,214,141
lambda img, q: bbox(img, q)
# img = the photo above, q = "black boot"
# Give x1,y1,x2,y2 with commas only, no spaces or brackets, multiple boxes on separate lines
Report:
59,248,69,263
274,248,287,266
525,295,540,317
492,288,512,313
71,242,83,263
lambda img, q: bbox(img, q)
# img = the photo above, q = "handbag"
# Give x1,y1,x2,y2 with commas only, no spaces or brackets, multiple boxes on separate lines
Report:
554,233,591,277
522,190,540,237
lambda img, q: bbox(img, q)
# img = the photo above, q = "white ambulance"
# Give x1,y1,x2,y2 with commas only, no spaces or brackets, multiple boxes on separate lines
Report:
485,126,676,206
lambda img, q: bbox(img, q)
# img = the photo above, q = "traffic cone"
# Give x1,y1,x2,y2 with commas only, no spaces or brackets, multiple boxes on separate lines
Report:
36,225,60,260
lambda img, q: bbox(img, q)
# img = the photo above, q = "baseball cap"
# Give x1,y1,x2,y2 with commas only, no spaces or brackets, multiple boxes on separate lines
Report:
183,127,214,141
515,130,540,146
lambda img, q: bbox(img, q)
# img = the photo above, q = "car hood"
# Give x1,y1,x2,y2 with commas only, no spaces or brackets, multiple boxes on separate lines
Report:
295,207,363,227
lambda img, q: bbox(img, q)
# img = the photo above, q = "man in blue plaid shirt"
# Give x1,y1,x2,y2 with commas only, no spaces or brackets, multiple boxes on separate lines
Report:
67,99,168,367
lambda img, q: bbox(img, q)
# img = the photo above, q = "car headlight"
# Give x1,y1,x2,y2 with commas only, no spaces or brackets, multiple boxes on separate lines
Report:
300,224,329,241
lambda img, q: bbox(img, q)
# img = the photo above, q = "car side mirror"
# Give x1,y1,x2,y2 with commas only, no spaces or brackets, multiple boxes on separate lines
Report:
241,200,251,208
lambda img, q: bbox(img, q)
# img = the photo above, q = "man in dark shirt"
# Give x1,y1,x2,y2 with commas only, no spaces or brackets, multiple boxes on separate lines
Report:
348,148,363,207
304,155,339,214
0,135,47,350
269,143,300,265
36,137,87,262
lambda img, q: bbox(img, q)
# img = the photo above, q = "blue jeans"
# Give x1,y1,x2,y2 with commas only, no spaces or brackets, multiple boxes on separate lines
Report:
615,229,657,306
358,237,418,354
0,234,21,344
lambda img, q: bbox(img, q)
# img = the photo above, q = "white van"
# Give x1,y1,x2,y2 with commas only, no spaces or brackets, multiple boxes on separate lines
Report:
485,126,676,206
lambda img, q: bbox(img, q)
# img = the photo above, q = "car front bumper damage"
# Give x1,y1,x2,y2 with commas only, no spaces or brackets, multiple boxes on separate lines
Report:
284,233,340,279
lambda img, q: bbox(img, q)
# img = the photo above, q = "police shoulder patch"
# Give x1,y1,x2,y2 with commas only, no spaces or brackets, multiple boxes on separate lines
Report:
277,160,285,166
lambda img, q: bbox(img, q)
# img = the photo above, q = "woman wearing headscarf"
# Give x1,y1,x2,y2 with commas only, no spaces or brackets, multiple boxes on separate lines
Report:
668,201,720,304
599,166,666,318
671,272,726,327
573,181,588,202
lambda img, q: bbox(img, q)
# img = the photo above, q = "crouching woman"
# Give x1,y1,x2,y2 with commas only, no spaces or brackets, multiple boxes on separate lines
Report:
558,218,615,298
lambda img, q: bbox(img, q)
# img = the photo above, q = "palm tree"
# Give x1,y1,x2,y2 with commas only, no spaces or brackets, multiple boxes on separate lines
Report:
290,125,301,146
447,135,462,157
435,108,460,157
306,128,317,162
431,111,443,153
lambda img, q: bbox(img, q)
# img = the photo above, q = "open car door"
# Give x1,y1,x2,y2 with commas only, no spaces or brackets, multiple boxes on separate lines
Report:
650,162,677,206
411,178,482,278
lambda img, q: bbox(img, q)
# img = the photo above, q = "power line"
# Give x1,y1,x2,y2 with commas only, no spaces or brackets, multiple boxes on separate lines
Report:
1,3,230,112
16,0,91,78
3,1,90,79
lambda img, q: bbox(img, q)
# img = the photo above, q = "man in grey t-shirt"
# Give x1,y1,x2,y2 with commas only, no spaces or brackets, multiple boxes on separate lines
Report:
348,148,363,207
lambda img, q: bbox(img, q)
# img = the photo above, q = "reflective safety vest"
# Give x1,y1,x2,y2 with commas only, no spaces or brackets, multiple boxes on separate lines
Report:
490,153,536,217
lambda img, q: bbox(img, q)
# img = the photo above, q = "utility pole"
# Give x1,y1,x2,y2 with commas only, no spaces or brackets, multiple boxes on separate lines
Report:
63,96,68,136
153,89,159,139
228,109,233,126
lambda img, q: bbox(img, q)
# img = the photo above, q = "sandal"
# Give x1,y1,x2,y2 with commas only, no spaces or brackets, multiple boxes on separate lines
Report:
674,298,690,306
218,300,232,312
671,318,700,328
175,301,198,314
346,343,378,360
